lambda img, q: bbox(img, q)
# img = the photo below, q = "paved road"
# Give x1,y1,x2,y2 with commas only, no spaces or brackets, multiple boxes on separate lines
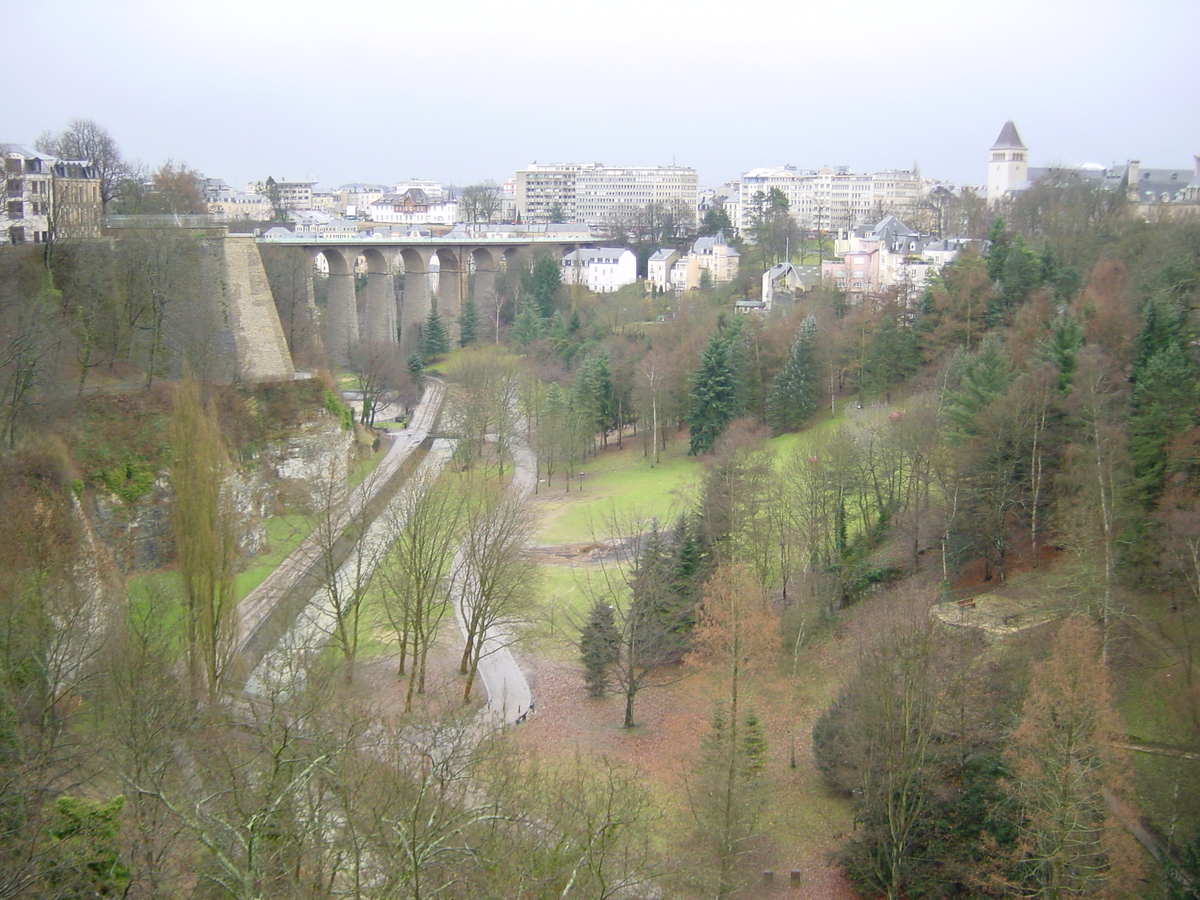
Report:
239,378,539,731
244,438,457,693
237,379,445,682
447,413,537,726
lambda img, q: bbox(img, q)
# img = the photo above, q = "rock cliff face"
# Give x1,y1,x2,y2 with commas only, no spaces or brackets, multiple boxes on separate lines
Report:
92,416,353,573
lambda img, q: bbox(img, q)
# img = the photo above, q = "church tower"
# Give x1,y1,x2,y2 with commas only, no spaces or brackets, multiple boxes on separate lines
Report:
986,120,1028,207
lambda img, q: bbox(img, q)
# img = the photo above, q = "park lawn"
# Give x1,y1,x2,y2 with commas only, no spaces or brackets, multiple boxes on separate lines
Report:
534,438,700,545
528,561,600,656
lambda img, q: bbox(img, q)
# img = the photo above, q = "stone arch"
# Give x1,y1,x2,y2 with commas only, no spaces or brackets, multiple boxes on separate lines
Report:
433,248,465,342
397,246,436,354
360,247,397,344
319,247,360,363
470,246,504,326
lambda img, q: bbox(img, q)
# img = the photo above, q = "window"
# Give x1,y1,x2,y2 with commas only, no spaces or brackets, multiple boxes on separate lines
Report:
7,201,22,219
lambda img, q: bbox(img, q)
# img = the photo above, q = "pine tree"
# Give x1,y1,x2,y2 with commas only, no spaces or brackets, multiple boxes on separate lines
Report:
510,300,544,348
689,327,739,454
580,601,619,697
1129,296,1197,505
765,315,819,435
864,311,919,403
422,306,450,358
458,297,479,347
524,255,562,318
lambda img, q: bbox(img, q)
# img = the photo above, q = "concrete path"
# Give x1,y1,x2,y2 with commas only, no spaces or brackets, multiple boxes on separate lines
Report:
237,379,445,683
244,438,457,693
447,414,538,726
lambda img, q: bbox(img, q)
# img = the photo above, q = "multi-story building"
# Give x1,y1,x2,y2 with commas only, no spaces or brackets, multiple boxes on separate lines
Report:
738,165,921,233
560,247,637,293
249,177,317,212
574,165,698,230
205,178,271,220
515,162,698,227
2,144,101,244
368,188,458,226
514,163,588,223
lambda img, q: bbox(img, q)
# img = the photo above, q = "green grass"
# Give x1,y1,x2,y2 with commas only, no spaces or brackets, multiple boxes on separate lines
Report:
125,571,186,661
535,439,700,544
349,444,389,489
235,514,310,600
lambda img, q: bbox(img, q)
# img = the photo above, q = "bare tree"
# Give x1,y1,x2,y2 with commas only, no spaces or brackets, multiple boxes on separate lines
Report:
37,118,135,211
457,181,503,226
454,480,538,703
377,466,468,712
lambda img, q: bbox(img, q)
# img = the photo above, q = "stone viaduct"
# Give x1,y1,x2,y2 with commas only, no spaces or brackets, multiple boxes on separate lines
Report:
255,233,588,366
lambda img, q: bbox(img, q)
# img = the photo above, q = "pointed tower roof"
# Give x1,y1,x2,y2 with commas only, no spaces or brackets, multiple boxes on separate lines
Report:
991,121,1026,151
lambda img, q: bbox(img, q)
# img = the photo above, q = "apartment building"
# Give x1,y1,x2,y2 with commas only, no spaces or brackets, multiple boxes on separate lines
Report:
515,162,698,227
3,144,102,244
738,165,921,232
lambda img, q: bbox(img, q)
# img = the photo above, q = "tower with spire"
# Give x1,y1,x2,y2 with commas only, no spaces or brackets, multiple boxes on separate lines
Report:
986,120,1028,206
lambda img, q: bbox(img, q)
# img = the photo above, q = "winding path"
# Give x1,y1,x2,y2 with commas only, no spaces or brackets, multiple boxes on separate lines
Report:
236,380,445,686
238,378,538,729
448,415,538,726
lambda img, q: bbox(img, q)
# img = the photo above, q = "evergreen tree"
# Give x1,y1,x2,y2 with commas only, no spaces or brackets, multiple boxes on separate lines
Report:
579,601,619,697
765,315,819,435
689,326,740,454
510,300,544,348
864,311,920,403
407,353,425,379
985,217,1010,284
422,306,450,358
572,351,617,449
685,703,769,899
524,255,562,318
458,297,479,347
699,205,733,237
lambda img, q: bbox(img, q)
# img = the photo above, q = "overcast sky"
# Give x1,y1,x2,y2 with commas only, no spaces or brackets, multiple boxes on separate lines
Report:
7,0,1198,192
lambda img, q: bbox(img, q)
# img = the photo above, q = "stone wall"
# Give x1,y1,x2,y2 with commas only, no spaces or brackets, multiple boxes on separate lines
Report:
209,235,295,383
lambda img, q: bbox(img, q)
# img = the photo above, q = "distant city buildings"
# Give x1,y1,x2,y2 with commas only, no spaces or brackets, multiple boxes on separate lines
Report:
986,120,1200,217
515,162,698,228
735,165,923,233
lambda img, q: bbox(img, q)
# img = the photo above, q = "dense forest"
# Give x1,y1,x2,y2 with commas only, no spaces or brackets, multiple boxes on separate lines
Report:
1,178,1199,900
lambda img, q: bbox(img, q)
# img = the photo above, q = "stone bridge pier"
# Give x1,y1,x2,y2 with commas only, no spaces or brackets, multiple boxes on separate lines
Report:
319,247,361,364
258,238,583,366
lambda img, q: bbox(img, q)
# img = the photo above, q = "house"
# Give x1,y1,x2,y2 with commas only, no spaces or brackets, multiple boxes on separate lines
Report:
560,247,637,293
368,188,458,225
647,249,680,292
2,143,101,244
690,232,740,284
761,262,821,311
821,216,967,303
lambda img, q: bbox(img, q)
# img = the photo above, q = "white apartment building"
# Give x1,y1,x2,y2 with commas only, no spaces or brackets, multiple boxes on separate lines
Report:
514,163,588,223
515,162,698,227
561,247,637,293
738,165,921,232
574,165,698,229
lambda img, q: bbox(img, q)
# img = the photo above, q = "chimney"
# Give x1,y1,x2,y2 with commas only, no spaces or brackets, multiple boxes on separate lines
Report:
1194,155,1200,179
1126,160,1141,202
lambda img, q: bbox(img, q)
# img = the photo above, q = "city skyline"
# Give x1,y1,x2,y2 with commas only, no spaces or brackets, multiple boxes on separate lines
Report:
8,0,1199,192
